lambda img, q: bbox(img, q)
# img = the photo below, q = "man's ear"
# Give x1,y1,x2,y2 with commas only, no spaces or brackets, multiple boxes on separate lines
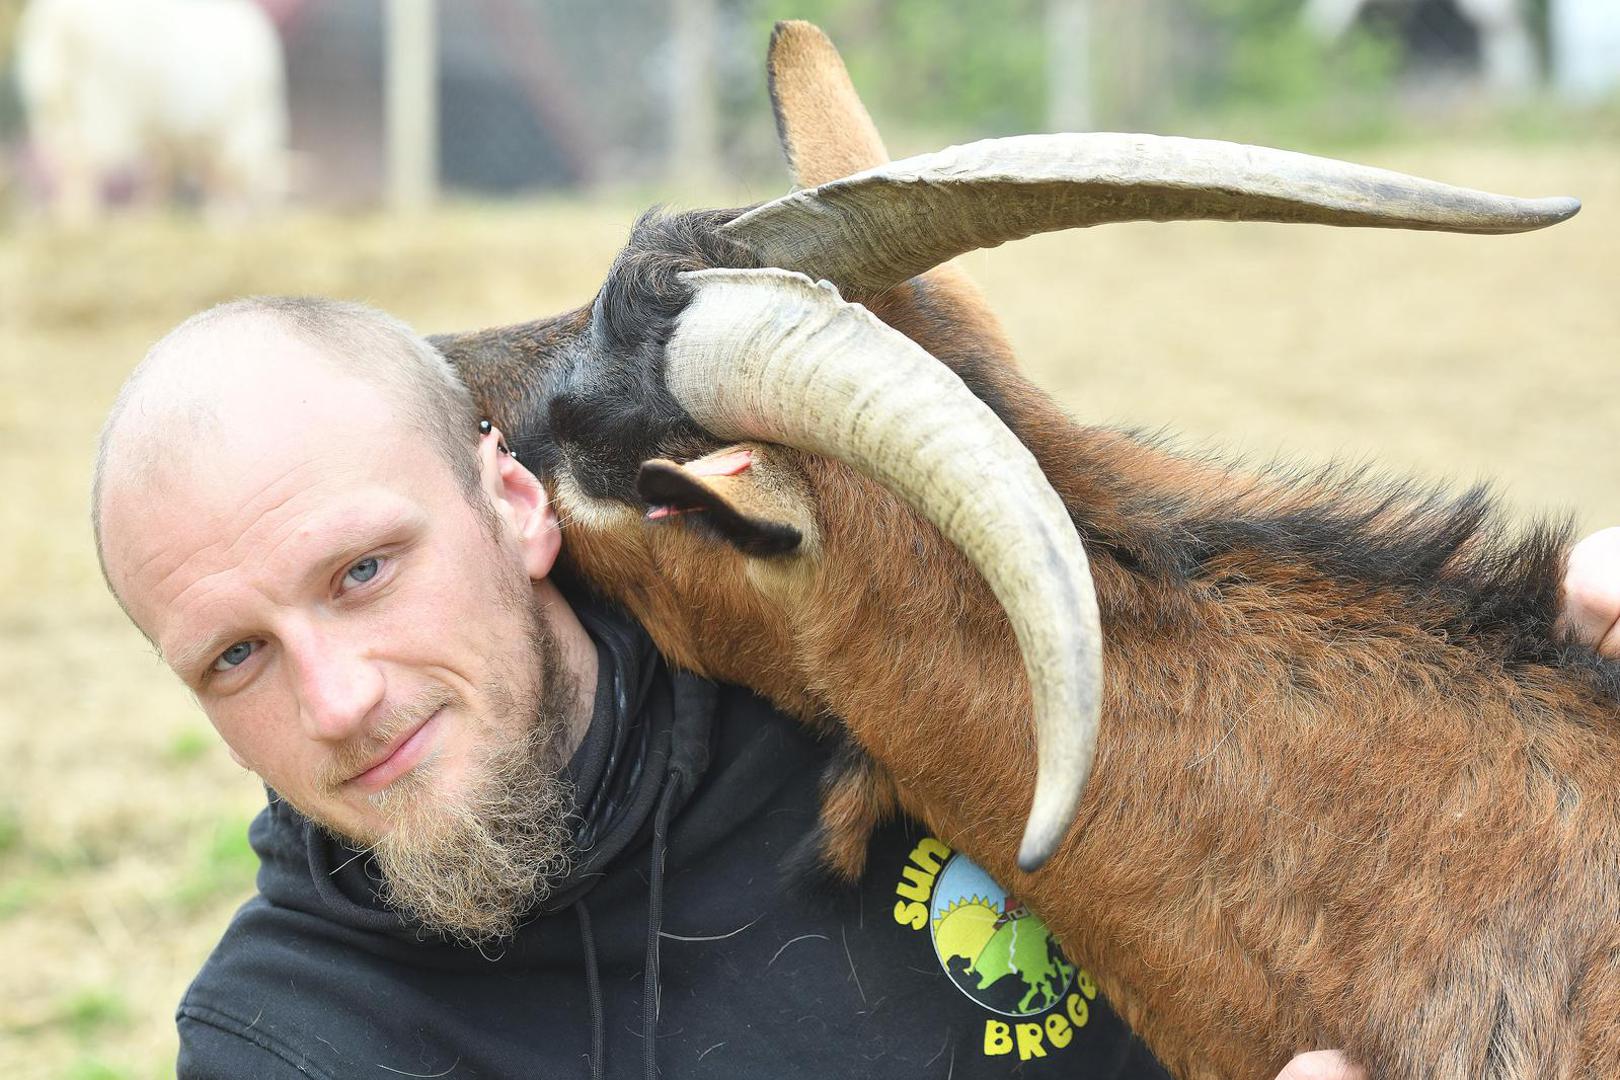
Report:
479,426,561,581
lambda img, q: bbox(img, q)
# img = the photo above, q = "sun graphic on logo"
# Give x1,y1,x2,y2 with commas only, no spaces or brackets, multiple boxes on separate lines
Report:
933,895,1002,971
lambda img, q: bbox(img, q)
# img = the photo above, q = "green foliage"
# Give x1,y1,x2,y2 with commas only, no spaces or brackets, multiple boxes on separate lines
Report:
746,0,1048,135
0,0,25,142
58,989,130,1041
168,818,256,913
0,802,21,859
1187,0,1403,108
163,727,212,766
0,874,40,919
63,1055,136,1080
1154,0,1402,145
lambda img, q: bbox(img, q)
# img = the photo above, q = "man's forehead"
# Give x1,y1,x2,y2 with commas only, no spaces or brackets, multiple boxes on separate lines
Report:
99,325,439,621
113,312,414,473
158,315,351,410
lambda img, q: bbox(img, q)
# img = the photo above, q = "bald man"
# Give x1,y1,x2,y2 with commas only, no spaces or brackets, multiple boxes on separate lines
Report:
94,297,1620,1080
96,298,595,939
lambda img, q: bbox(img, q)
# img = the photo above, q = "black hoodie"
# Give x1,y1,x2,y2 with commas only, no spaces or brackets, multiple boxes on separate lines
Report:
176,602,1170,1079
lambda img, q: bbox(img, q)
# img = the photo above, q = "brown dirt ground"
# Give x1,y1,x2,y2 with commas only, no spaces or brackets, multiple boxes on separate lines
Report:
1,140,1615,1078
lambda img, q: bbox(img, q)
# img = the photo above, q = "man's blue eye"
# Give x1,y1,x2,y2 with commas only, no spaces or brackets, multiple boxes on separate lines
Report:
346,556,381,585
213,641,256,672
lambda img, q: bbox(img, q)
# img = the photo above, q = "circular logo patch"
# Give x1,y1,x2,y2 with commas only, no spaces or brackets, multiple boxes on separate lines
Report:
928,852,1076,1016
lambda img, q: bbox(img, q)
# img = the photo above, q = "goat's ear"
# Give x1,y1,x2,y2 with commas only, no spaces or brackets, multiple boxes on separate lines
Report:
637,445,809,558
767,20,889,187
764,21,1020,376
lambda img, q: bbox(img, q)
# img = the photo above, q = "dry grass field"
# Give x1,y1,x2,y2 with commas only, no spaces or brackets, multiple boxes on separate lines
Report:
1,139,1615,1078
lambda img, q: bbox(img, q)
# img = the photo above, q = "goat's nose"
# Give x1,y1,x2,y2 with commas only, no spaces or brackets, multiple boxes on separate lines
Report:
286,626,385,743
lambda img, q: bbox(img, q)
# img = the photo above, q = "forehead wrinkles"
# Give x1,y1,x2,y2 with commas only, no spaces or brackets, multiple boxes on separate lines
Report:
131,452,325,591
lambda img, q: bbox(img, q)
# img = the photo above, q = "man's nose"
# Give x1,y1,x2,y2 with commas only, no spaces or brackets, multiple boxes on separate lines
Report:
285,626,385,742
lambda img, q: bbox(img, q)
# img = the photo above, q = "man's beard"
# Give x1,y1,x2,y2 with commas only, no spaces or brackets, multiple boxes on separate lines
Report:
371,643,574,944
306,560,581,944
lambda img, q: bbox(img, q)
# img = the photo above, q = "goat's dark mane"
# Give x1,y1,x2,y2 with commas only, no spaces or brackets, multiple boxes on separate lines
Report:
1081,439,1618,702
594,206,757,351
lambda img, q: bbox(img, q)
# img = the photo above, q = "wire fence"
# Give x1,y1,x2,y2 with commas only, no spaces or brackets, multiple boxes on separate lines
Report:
2,0,1616,211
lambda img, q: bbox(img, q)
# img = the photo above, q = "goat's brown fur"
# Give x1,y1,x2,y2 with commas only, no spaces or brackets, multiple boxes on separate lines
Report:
435,219,1618,1078
554,402,1620,1078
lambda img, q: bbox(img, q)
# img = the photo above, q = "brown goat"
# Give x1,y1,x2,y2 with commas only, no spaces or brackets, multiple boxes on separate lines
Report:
433,24,1610,1080
552,386,1620,1080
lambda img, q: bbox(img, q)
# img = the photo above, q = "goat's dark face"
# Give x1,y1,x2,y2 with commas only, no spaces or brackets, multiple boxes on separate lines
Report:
435,210,751,508
537,210,758,506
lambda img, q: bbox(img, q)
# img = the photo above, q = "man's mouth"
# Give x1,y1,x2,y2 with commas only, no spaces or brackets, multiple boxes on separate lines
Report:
346,709,447,793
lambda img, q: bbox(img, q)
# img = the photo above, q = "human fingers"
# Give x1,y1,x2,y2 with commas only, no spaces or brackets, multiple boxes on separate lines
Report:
1273,1049,1367,1080
1560,527,1620,657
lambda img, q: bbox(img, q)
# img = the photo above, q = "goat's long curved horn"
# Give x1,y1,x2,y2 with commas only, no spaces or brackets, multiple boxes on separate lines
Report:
664,266,1100,872
720,133,1581,296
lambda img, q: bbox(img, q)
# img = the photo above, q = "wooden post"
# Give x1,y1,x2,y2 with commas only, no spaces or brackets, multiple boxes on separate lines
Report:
1094,0,1169,130
669,0,719,187
1046,0,1095,132
386,0,438,210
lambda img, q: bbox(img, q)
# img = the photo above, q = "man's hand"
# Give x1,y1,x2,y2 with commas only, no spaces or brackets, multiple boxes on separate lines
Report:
1560,527,1620,657
1275,1051,1365,1080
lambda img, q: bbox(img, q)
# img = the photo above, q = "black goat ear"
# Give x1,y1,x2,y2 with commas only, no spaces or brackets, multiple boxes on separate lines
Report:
637,448,805,558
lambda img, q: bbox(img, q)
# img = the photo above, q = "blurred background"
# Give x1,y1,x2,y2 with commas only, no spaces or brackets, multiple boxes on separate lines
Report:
0,1,1615,1076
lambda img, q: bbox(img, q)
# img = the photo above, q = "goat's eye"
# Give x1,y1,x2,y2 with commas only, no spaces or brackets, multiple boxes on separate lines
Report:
212,641,257,672
345,556,382,586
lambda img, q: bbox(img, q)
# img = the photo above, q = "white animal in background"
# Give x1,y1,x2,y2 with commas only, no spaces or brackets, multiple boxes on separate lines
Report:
1300,0,1539,94
16,0,289,224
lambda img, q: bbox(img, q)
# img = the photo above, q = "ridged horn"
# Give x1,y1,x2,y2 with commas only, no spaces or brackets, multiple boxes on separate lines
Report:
662,266,1101,872
720,132,1582,297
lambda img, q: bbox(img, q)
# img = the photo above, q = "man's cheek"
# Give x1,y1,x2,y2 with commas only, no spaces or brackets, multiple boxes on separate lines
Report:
205,706,265,773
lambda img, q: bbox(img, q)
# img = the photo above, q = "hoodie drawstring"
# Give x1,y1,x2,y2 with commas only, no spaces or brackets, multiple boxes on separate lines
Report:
641,782,678,1080
576,900,605,1080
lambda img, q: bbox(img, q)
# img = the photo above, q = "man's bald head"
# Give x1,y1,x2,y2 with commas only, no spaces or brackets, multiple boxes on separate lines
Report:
92,297,481,607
